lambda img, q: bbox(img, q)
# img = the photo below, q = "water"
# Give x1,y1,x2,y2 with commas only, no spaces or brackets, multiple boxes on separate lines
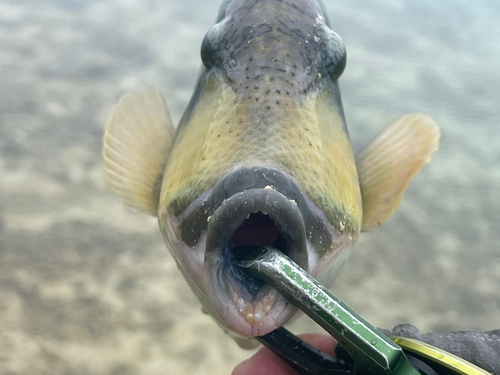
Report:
0,0,499,374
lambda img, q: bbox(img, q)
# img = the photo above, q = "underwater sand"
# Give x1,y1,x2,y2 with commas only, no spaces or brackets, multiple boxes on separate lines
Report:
0,0,499,374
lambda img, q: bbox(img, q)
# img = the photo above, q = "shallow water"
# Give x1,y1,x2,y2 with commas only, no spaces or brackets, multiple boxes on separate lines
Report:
0,0,499,374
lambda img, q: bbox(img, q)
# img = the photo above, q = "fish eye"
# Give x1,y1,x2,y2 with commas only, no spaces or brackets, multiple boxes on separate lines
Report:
321,26,347,81
201,34,215,69
201,21,226,69
216,0,235,22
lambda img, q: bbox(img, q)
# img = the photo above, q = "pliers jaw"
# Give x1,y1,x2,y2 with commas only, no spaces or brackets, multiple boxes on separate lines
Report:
237,246,422,375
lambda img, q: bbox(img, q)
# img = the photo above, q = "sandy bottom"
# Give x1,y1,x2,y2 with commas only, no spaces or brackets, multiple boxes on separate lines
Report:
0,0,499,374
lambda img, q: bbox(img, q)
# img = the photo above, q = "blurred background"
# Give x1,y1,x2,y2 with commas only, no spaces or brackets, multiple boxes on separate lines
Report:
0,0,499,374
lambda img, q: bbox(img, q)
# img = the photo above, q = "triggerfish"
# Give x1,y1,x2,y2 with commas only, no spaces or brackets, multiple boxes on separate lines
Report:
102,0,440,348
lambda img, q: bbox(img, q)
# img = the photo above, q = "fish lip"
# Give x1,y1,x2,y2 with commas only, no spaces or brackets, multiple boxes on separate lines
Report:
205,187,308,336
175,166,333,254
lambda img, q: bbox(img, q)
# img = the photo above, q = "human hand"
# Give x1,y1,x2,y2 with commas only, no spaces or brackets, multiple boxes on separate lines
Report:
232,334,338,375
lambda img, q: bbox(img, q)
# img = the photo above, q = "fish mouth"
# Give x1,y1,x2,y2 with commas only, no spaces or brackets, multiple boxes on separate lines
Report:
205,187,307,336
164,166,339,337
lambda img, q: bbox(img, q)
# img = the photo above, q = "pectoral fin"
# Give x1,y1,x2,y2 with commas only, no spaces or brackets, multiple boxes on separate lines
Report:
356,113,440,231
102,87,175,216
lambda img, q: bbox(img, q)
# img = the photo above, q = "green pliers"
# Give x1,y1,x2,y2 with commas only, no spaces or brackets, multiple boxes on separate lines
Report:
237,246,491,375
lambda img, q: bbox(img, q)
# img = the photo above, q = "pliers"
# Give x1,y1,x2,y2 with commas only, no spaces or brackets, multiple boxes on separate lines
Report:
237,246,491,375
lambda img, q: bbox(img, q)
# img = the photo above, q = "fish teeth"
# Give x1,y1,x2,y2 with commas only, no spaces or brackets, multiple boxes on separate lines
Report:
253,302,264,323
243,302,254,323
268,288,278,302
263,301,272,314
262,288,278,313
237,298,245,313
232,288,280,324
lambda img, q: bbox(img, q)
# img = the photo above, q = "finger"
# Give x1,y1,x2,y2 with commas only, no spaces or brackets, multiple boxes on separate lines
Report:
232,333,337,375
232,346,301,375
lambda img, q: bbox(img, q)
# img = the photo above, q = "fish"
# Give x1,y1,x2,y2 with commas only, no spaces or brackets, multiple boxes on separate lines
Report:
102,0,440,348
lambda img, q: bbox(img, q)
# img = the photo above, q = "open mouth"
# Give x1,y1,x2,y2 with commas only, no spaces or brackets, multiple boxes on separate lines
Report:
229,212,289,297
205,187,308,335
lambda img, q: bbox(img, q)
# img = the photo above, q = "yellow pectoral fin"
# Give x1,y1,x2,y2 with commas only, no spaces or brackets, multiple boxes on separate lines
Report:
102,87,176,216
356,113,440,231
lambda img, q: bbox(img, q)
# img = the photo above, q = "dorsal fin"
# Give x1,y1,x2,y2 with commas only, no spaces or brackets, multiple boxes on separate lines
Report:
102,87,176,216
356,113,440,231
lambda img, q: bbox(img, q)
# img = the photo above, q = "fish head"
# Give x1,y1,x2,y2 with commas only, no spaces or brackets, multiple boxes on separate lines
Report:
157,0,362,337
103,0,440,344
